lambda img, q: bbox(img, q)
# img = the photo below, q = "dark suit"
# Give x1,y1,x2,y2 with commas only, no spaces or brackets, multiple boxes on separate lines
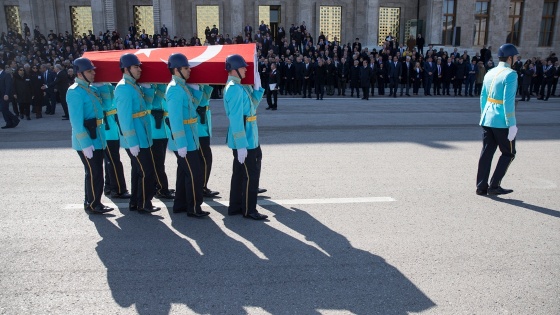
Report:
423,61,435,95
313,64,326,100
434,63,443,95
0,70,18,127
388,61,401,97
302,62,313,97
540,65,556,100
521,68,534,101
400,61,412,95
337,61,349,95
349,65,361,97
42,70,56,114
266,69,280,109
453,62,467,95
48,69,70,116
359,66,373,99
282,63,295,95
294,61,304,95
442,62,455,95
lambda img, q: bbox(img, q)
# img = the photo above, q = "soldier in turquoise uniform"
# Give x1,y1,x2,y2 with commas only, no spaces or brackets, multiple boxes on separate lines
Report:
114,53,160,213
67,57,113,214
141,83,175,200
476,43,519,196
93,82,131,199
223,54,268,220
195,84,221,198
166,53,209,217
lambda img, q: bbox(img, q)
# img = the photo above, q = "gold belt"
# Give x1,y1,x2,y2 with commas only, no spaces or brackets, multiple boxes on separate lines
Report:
106,109,117,116
246,115,257,122
487,97,503,104
96,119,104,126
163,112,168,117
183,118,198,124
132,110,151,118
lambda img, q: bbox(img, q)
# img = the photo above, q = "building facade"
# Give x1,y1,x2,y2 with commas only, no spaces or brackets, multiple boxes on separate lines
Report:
1,0,558,57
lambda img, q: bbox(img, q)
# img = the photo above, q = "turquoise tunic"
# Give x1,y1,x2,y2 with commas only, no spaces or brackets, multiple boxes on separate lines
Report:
479,61,518,128
223,76,265,149
66,78,106,150
114,74,153,149
165,75,203,152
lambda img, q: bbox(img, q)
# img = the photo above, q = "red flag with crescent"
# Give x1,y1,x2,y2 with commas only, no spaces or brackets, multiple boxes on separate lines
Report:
83,43,256,84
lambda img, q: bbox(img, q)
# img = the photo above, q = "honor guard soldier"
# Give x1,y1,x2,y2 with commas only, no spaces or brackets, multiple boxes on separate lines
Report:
94,82,131,199
67,58,113,214
476,43,519,196
166,53,209,217
114,53,160,213
195,84,221,198
141,83,175,200
224,54,268,220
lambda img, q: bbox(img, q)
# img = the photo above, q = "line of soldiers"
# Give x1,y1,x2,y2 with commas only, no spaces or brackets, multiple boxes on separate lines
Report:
67,53,268,220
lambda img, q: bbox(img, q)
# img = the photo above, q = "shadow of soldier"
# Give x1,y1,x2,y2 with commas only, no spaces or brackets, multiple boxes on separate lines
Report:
90,201,435,314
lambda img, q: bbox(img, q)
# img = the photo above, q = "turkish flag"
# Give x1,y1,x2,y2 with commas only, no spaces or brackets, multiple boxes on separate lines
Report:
83,44,257,84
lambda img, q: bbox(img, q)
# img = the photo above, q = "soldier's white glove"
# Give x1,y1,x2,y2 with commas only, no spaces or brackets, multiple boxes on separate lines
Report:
129,145,140,157
139,83,152,88
237,148,248,164
187,84,200,90
508,125,518,141
82,145,94,159
178,147,187,158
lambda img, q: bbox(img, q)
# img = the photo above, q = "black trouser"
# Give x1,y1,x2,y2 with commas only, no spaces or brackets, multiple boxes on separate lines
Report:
104,140,128,194
174,150,203,214
45,90,56,113
454,78,464,95
377,80,385,95
424,77,432,95
361,86,369,99
59,90,69,117
443,81,451,95
294,78,303,94
229,146,261,216
475,83,483,96
476,126,516,190
338,78,347,95
126,147,156,209
552,78,558,95
198,136,213,189
315,83,324,99
302,78,312,97
434,78,441,95
1,100,18,126
78,149,104,210
539,80,553,99
18,102,31,118
389,77,398,95
150,138,170,195
521,84,531,101
267,89,278,108
350,84,360,97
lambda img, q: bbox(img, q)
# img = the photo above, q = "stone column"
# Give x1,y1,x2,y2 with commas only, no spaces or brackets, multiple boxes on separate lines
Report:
486,0,509,52
158,0,175,37
366,0,380,47
91,0,116,34
455,0,474,47
229,0,244,37
425,0,443,45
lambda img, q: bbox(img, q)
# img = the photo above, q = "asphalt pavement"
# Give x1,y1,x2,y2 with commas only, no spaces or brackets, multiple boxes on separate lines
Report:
0,93,559,314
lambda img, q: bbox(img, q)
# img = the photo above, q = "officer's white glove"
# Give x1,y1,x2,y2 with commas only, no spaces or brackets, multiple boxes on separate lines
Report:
237,148,248,164
129,145,140,157
187,84,200,90
508,125,518,141
178,147,187,158
82,145,94,159
253,72,262,90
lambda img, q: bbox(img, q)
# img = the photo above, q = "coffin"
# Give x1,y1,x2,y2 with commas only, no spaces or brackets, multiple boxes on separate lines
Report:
82,44,257,84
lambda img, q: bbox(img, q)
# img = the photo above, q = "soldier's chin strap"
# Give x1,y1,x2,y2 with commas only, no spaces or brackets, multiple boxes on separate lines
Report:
81,72,91,84
235,69,242,79
126,67,137,81
178,68,188,82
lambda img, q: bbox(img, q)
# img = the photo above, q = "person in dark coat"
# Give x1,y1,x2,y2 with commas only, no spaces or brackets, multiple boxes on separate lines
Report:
453,58,467,96
29,65,44,118
520,62,534,101
359,60,373,100
349,59,361,98
266,62,280,110
400,56,412,96
442,59,455,96
337,57,349,96
411,62,423,95
313,58,326,100
302,56,313,98
325,58,336,96
376,62,387,95
12,67,33,120
45,63,69,119
388,55,401,98
294,55,304,95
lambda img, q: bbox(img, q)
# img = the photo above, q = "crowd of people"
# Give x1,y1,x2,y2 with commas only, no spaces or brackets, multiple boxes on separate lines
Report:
1,21,559,127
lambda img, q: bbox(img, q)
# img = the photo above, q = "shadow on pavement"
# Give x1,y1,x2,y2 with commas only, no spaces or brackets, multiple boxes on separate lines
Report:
89,198,435,314
491,197,560,219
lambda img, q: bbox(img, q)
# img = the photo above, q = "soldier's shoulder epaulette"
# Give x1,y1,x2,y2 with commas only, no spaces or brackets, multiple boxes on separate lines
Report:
168,80,178,87
68,82,79,90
